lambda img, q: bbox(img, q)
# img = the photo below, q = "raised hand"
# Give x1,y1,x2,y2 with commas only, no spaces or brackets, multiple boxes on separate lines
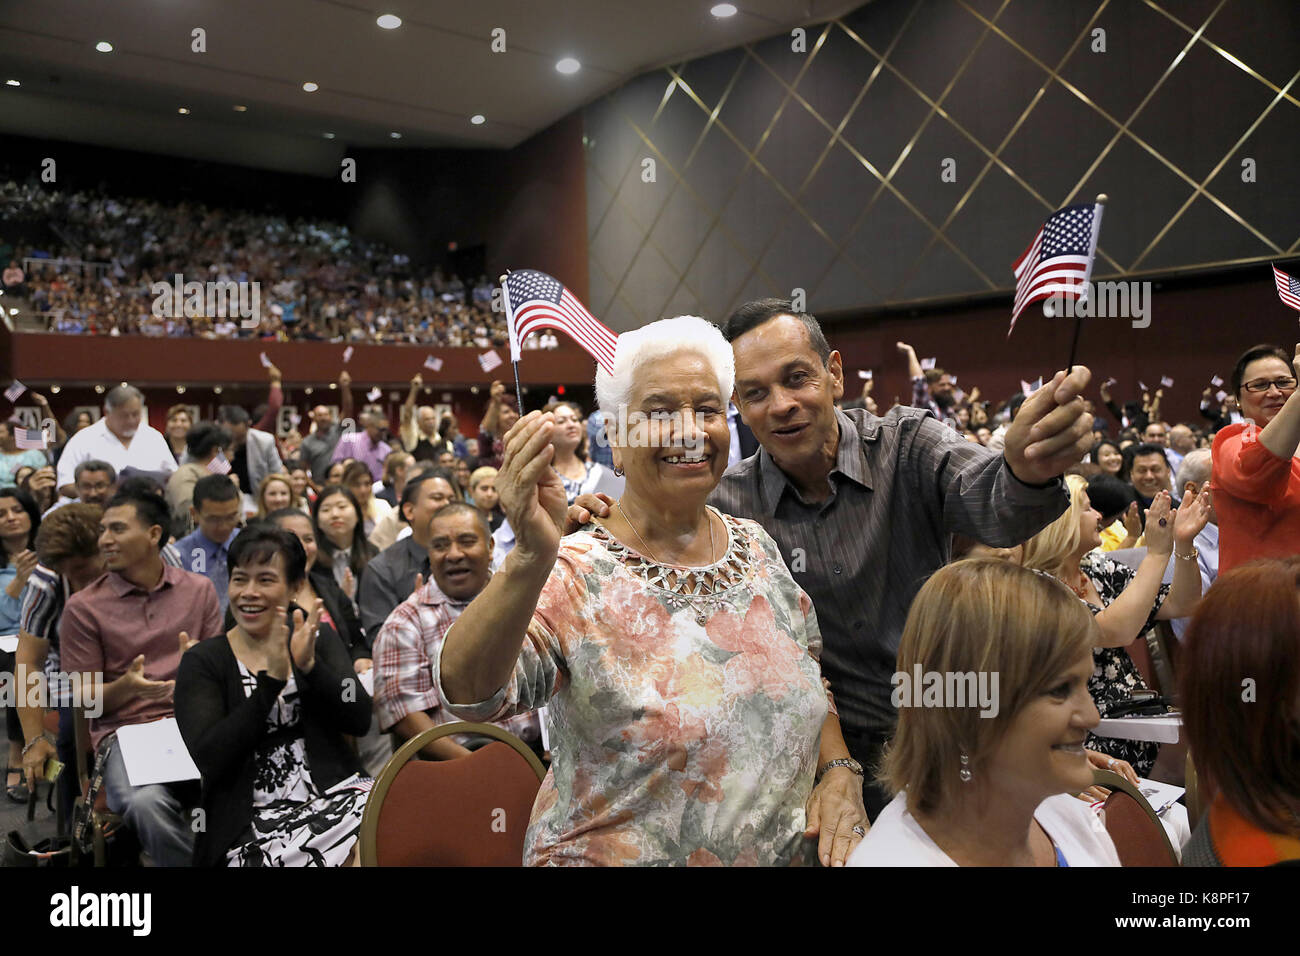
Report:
498,411,568,566
339,370,352,387
11,549,38,590
1173,482,1212,547
1122,501,1142,538
1142,492,1174,556
1003,367,1095,485
178,630,198,657
288,600,323,673
490,379,506,401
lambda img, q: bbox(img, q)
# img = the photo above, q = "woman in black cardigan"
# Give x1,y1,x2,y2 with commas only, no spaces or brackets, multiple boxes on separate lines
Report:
176,526,373,867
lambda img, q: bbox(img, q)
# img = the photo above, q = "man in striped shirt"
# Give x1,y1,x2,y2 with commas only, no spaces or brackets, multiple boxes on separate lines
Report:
373,502,539,758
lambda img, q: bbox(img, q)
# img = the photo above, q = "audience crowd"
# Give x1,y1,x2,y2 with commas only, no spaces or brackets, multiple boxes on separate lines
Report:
3,223,1297,868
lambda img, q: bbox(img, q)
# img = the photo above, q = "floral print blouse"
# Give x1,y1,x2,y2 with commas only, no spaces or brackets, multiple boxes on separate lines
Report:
1079,550,1170,776
437,508,831,866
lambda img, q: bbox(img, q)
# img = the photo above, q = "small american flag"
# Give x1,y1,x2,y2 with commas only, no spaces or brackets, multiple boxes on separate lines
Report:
502,270,617,375
342,345,354,363
1010,202,1103,334
207,451,231,475
4,381,26,403
13,427,47,450
1160,376,1174,388
1272,264,1300,312
366,387,382,402
423,355,443,372
478,350,503,373
1210,375,1224,387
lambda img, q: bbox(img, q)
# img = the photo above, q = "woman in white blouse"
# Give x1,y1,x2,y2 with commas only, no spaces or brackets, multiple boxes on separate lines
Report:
848,558,1120,867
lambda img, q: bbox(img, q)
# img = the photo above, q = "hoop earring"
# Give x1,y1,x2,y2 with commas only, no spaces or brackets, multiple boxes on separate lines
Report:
959,749,972,783
613,465,624,477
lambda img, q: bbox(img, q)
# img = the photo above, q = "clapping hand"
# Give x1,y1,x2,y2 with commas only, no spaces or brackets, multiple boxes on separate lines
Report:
1122,501,1142,538
498,411,568,567
1172,482,1212,547
267,601,323,679
1141,492,1175,555
122,654,176,701
342,566,356,600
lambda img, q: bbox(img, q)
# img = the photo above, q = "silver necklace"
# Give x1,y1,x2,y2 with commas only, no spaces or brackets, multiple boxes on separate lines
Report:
614,500,717,625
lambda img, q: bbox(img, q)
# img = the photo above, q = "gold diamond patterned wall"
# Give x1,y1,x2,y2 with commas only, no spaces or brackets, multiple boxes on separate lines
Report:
584,0,1300,331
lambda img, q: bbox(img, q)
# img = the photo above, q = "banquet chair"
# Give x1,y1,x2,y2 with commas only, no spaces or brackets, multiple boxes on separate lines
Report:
1091,768,1178,867
358,721,547,867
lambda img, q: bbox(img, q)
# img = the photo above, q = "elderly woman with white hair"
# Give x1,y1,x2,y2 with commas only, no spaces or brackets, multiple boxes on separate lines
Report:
437,316,867,866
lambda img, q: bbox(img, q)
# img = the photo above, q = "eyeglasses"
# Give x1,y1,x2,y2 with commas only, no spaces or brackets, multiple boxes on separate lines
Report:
1242,377,1297,393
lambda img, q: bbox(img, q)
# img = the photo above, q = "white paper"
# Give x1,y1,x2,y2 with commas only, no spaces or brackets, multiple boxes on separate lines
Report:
115,717,201,786
1135,776,1185,814
358,668,374,696
1093,713,1181,744
0,634,18,653
538,705,551,752
857,370,871,380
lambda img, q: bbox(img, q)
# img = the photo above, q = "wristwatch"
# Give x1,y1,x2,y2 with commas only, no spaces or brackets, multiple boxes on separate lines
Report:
817,757,864,780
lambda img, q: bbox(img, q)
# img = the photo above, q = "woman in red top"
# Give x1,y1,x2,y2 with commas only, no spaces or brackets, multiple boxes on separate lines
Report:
1211,343,1300,573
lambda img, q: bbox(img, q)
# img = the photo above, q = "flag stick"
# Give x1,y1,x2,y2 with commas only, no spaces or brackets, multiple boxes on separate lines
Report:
1066,193,1107,373
499,270,524,414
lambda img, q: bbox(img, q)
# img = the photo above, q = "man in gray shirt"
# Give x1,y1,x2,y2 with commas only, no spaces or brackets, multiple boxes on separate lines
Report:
575,299,1095,817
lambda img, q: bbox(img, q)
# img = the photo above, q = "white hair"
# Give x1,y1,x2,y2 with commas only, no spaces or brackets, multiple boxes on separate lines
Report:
1175,447,1212,492
595,316,735,422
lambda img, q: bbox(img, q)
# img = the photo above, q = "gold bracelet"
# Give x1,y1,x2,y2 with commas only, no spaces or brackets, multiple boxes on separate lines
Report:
1174,546,1199,562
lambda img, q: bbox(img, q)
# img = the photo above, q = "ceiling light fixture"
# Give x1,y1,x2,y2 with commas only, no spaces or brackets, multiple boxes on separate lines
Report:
324,132,336,139
556,57,580,74
376,14,402,29
177,107,190,114
470,114,485,125
711,3,738,17
389,131,402,138
233,104,247,112
95,41,114,53
302,81,319,92
5,79,19,87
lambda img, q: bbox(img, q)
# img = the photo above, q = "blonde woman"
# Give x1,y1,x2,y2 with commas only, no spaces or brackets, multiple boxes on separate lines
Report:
848,559,1119,866
256,473,298,519
1019,474,1210,776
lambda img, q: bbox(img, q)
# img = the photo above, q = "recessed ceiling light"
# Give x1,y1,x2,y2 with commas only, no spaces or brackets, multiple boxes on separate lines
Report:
5,79,19,87
213,386,223,395
232,104,247,112
324,132,336,139
470,114,485,125
711,3,738,17
7,308,17,316
302,81,319,92
556,57,580,74
390,131,402,139
177,107,190,114
49,385,60,394
95,41,114,53
176,385,186,394
94,384,105,394
376,14,402,29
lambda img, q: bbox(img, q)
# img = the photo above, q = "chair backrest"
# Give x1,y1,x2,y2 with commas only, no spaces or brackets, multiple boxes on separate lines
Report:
1092,768,1178,866
1126,626,1159,691
359,721,547,867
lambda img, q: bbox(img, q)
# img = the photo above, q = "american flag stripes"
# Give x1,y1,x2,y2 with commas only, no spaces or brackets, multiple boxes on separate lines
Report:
478,350,503,373
207,451,232,475
1010,202,1103,334
1273,264,1300,312
13,427,47,450
4,381,26,403
502,270,617,375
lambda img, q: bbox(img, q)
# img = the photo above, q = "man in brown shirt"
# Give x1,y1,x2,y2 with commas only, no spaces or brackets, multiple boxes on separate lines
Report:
61,490,222,866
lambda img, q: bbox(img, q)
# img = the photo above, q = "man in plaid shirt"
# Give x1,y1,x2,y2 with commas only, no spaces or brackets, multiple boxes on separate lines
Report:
372,502,540,758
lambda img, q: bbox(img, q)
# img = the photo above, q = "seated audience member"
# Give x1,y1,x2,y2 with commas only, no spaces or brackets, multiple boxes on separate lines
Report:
325,460,349,485
269,510,368,667
368,459,430,550
374,503,539,758
1086,473,1139,551
1128,443,1175,510
1170,449,1219,641
358,469,456,641
1089,439,1124,479
217,405,285,507
848,559,1119,866
1211,343,1300,573
164,405,193,463
1180,557,1300,866
45,459,116,516
332,405,391,482
1019,475,1209,777
175,526,372,867
18,465,58,515
176,475,243,616
166,424,232,535
452,457,473,502
546,400,614,505
1,487,41,798
60,490,222,866
0,419,50,486
299,373,352,482
469,466,505,533
375,451,414,508
312,485,377,604
284,458,316,511
343,460,393,538
56,386,176,497
255,473,297,518
476,380,519,470
15,504,106,816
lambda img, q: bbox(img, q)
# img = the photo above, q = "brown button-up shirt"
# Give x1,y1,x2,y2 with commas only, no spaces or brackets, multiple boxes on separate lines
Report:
710,406,1068,742
61,562,222,749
